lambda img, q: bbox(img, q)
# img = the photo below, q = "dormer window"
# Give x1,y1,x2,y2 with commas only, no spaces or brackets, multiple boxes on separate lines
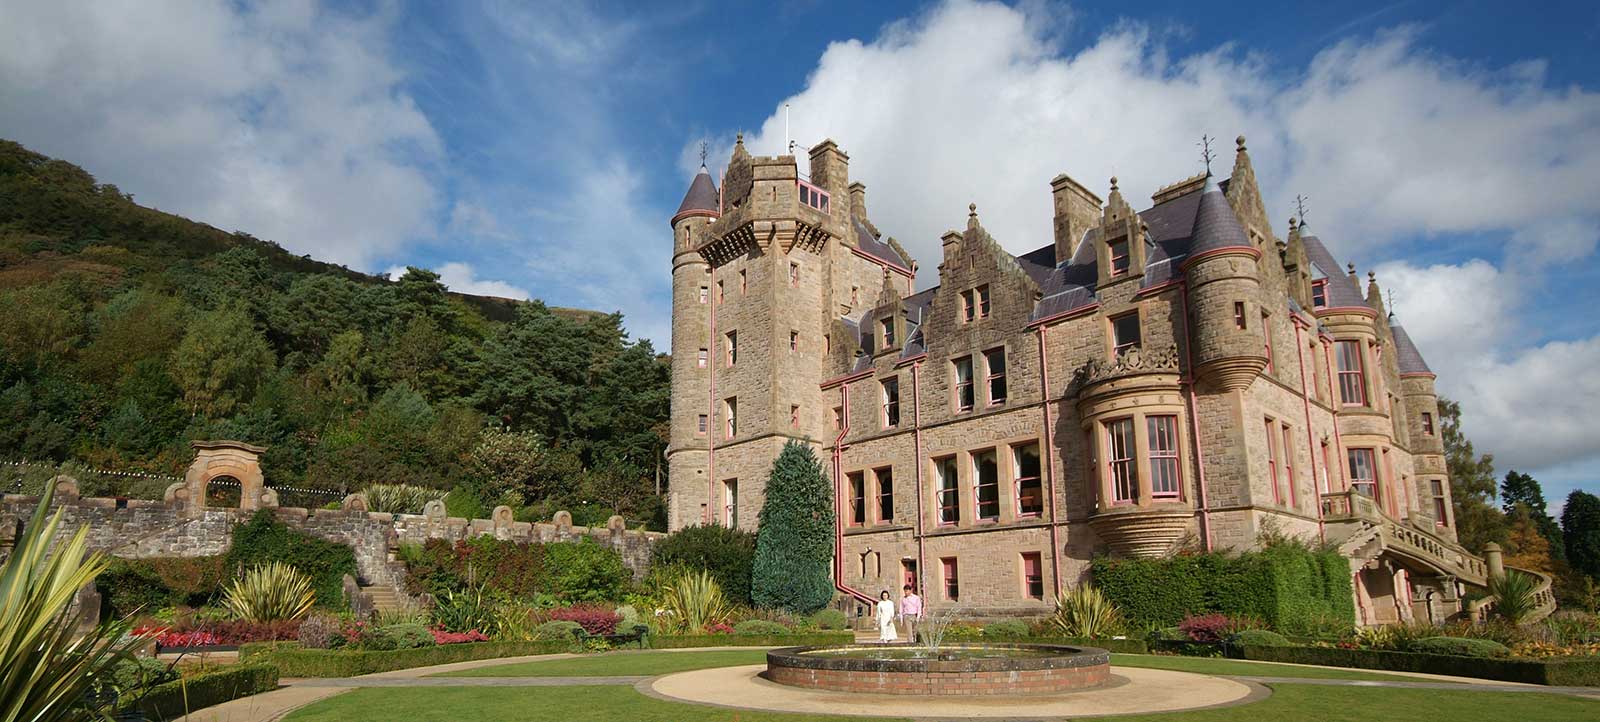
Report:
1311,279,1328,308
798,180,830,213
881,318,895,348
1108,238,1130,277
1111,311,1141,356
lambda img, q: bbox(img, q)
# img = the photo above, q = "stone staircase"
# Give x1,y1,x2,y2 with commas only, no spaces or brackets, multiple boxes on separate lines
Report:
362,584,404,616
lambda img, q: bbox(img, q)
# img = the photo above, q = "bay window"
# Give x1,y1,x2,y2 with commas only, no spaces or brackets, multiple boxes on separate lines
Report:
1106,418,1137,504
1336,340,1367,406
1147,415,1181,498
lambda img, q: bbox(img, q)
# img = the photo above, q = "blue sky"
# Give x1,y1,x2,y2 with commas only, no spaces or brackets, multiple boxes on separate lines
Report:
1,0,1597,506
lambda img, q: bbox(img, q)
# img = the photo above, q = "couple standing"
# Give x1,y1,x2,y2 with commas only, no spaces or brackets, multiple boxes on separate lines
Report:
874,584,922,643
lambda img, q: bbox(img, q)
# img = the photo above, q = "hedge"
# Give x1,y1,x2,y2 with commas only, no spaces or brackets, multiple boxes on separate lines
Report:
241,640,571,677
1239,645,1600,686
119,663,279,720
97,556,227,618
1092,544,1353,632
647,633,854,649
1013,636,1150,654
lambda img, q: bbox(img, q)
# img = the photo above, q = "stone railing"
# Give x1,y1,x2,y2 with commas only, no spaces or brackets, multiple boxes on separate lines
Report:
1070,344,1181,391
1380,519,1487,586
1470,565,1557,624
1320,489,1383,524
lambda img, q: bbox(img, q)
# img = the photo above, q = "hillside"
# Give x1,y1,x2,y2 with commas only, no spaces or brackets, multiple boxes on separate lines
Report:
0,139,670,528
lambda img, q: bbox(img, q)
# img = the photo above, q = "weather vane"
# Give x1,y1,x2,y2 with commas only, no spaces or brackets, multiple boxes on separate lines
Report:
1199,134,1215,175
699,141,708,167
1294,194,1310,225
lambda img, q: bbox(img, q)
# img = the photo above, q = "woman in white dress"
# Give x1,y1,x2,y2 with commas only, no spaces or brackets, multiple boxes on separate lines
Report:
876,590,898,643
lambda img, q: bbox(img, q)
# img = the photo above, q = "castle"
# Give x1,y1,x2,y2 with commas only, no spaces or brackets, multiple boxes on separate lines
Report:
665,135,1528,625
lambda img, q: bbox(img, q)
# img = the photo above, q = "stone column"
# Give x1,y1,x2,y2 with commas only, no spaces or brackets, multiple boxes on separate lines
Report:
1483,542,1504,580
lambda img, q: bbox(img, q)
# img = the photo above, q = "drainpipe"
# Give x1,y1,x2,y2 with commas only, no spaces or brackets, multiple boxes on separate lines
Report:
1294,320,1326,545
705,265,718,525
911,361,928,597
1176,282,1214,551
832,382,873,607
1036,325,1064,597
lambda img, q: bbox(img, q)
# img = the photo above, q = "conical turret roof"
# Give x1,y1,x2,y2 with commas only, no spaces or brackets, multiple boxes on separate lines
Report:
673,165,719,222
1389,317,1434,376
1187,174,1253,257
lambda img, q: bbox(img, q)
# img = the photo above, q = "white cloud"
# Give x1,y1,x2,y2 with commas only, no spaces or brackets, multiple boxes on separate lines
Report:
0,0,441,269
386,262,530,300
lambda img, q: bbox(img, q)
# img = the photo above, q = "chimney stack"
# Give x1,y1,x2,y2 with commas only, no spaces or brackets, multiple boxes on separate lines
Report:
1050,173,1102,266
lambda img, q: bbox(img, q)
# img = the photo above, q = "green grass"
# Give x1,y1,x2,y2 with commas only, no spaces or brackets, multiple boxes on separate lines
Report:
435,649,770,677
1110,653,1455,682
282,683,1600,722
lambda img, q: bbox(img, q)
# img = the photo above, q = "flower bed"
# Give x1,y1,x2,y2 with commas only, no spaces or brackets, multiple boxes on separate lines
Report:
647,632,853,649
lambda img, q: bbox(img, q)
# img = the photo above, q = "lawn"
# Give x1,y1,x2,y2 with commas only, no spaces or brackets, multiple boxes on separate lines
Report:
282,683,1600,722
435,649,769,677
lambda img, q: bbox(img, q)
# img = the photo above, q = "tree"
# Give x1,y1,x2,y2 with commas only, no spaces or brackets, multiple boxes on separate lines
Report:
752,441,836,613
1439,397,1506,552
169,304,276,417
1501,470,1565,563
1503,505,1555,574
1564,491,1600,580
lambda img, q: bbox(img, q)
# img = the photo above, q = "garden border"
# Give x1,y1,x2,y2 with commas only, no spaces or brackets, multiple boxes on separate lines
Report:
1238,645,1600,686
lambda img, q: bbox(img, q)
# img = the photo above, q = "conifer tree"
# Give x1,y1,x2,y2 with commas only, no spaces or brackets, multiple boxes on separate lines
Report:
1440,397,1506,552
1564,491,1600,580
752,441,836,613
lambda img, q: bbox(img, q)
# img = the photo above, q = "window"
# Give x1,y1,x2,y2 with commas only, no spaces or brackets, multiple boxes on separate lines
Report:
1265,419,1281,504
1147,415,1181,498
789,262,800,287
1311,279,1328,308
1281,424,1296,508
984,348,1007,404
1336,340,1367,406
698,285,709,304
936,457,960,525
1320,441,1333,494
961,289,975,323
697,348,707,368
798,180,830,212
1421,412,1435,436
789,330,798,352
974,450,999,521
1021,552,1044,600
1348,448,1377,498
831,406,843,430
941,557,959,601
1015,443,1043,516
1262,312,1274,373
953,356,975,412
976,285,991,318
1106,418,1137,504
1109,238,1130,276
738,269,747,293
725,331,738,366
882,377,900,427
722,479,738,527
875,467,894,523
724,397,737,438
848,472,866,526
716,280,725,303
1234,301,1247,330
881,318,895,348
790,404,800,428
1111,312,1141,355
824,333,831,353
851,285,859,306
1431,480,1448,527
696,414,707,435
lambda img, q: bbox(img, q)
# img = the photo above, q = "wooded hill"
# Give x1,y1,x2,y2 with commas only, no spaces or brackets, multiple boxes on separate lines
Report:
0,139,670,528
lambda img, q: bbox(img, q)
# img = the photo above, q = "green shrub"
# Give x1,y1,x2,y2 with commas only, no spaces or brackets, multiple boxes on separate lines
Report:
811,609,848,631
105,657,180,695
1489,570,1540,624
1237,645,1600,685
1406,636,1510,658
1230,629,1292,647
97,556,228,619
121,663,279,721
648,633,853,649
221,562,317,622
245,641,569,677
733,619,790,636
225,510,358,607
1092,542,1352,631
1050,585,1125,638
651,524,757,606
982,620,1030,639
545,537,630,602
616,604,642,632
443,487,485,520
360,483,446,514
534,620,584,641
374,623,436,650
431,586,498,634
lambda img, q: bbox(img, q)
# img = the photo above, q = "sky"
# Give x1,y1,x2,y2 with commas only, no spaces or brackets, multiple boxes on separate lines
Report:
1,0,1598,506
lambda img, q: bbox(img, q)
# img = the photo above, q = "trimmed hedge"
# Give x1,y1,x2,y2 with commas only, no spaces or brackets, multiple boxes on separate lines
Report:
647,633,854,649
1406,636,1509,658
1018,636,1150,654
1092,544,1353,632
120,663,279,721
1239,645,1600,686
242,640,571,677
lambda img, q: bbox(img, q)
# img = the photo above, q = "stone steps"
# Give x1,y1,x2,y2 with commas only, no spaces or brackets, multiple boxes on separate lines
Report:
362,585,403,615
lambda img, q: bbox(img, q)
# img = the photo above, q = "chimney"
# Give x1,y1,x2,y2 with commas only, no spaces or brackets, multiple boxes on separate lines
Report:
848,182,867,221
1050,173,1102,266
807,139,849,196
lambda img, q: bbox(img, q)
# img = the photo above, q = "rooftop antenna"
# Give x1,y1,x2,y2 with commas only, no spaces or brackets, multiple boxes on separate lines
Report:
785,103,793,155
1386,288,1397,318
1199,134,1216,175
1294,194,1310,226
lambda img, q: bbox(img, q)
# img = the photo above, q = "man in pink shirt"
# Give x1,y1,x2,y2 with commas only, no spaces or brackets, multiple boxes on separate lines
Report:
899,584,923,642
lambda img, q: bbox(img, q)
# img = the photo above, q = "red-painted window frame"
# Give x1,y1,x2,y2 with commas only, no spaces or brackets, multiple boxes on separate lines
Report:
875,467,894,524
1311,279,1328,308
1147,415,1181,499
1348,448,1377,499
935,456,960,526
1014,443,1043,517
1336,340,1367,406
1111,311,1141,356
1266,419,1281,504
976,285,991,318
953,356,975,412
973,449,1000,522
984,348,1007,405
1021,552,1044,600
1106,418,1137,504
1421,412,1435,436
941,557,959,601
1108,239,1130,277
847,471,866,527
882,377,900,428
1281,424,1297,508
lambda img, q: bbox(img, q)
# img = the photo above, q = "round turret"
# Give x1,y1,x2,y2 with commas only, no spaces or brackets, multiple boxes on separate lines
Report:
1182,174,1266,391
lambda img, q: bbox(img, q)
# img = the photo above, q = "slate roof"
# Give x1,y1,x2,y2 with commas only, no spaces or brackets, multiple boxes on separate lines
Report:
1300,229,1368,308
853,217,911,270
1390,319,1434,376
674,166,719,218
1187,175,1253,257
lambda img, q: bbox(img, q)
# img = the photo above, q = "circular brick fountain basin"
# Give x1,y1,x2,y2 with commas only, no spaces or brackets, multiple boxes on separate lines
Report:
766,644,1111,696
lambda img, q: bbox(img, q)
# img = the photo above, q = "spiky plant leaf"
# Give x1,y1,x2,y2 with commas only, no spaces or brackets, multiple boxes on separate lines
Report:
220,562,316,623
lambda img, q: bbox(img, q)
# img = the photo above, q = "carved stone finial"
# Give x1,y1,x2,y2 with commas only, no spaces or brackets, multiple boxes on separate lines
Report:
1236,134,1247,150
735,132,744,145
1288,216,1298,230
1109,176,1119,192
1368,271,1376,282
968,203,977,218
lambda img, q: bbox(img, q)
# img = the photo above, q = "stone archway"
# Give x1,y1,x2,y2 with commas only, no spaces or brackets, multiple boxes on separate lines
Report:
167,441,275,516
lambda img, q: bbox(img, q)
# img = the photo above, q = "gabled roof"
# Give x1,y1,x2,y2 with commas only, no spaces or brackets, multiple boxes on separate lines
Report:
673,166,719,220
1390,319,1434,376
